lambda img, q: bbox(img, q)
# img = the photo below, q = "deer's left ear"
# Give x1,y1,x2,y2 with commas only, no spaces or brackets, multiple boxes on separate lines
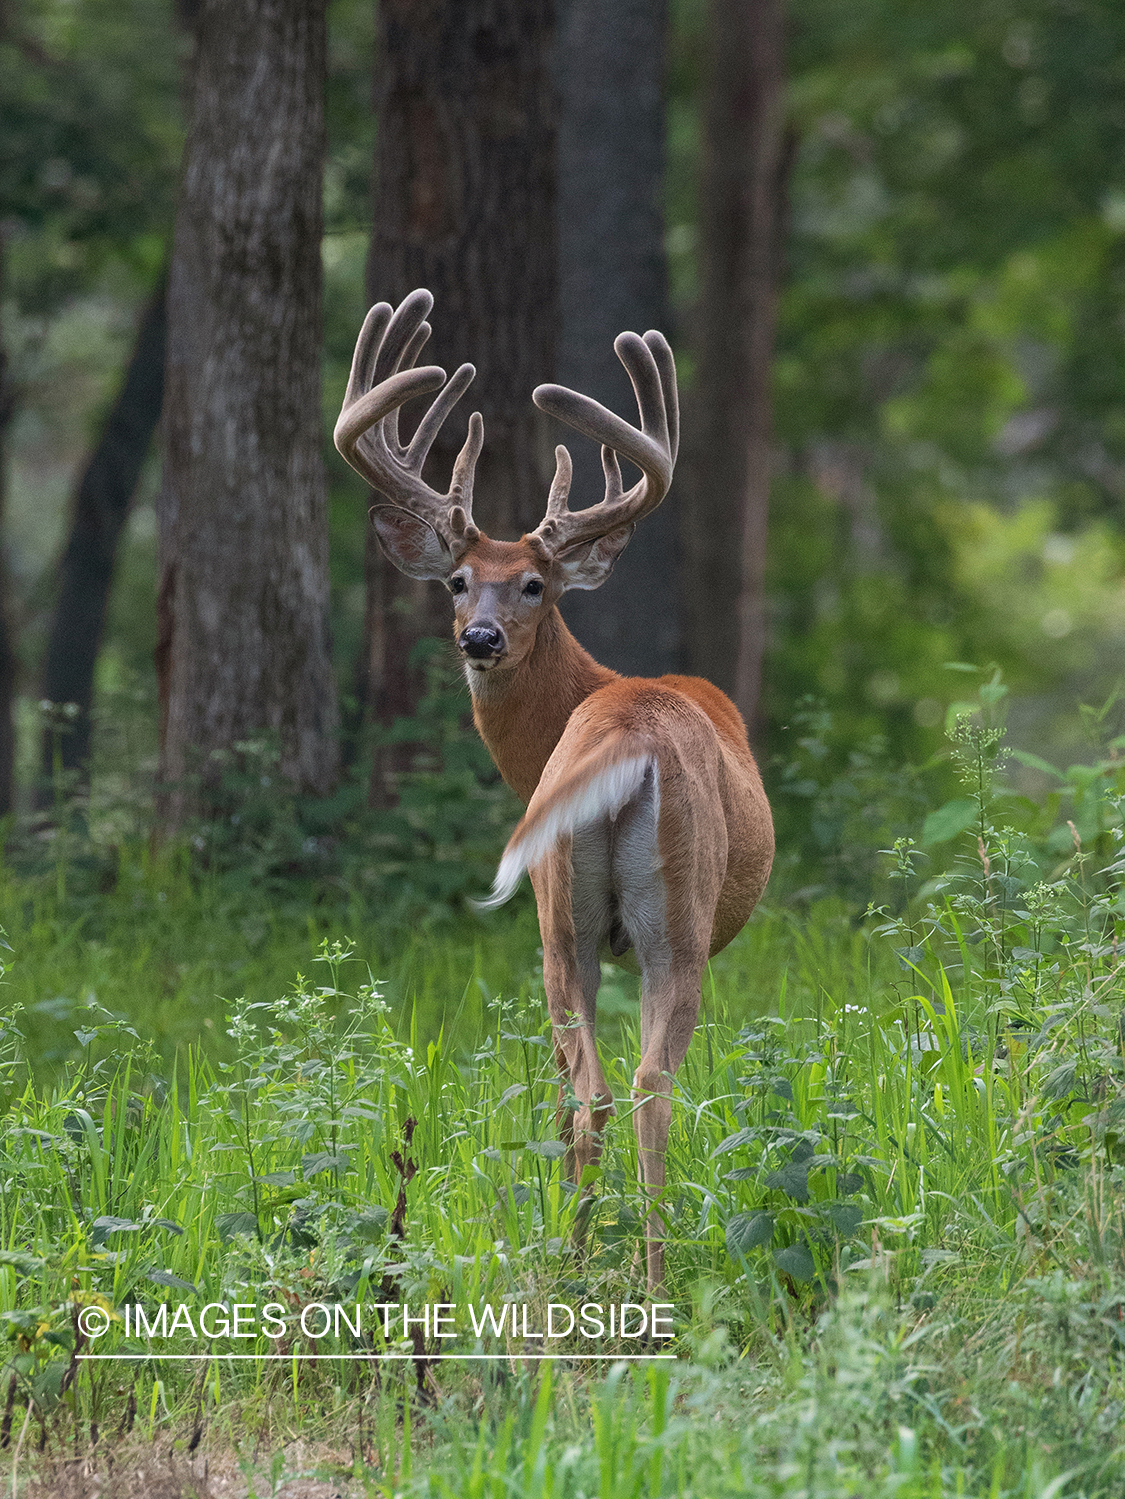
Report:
370,504,453,580
554,524,635,592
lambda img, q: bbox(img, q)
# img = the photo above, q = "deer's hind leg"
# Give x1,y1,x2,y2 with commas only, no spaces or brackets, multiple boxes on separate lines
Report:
532,825,615,1195
613,763,726,1291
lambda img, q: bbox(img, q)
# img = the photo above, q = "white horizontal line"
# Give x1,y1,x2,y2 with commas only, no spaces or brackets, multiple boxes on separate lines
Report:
77,1352,677,1362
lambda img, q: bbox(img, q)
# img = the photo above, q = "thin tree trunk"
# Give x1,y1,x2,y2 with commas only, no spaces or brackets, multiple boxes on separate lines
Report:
0,229,16,818
360,0,555,801
158,0,336,826
683,0,788,732
38,278,165,797
554,0,674,676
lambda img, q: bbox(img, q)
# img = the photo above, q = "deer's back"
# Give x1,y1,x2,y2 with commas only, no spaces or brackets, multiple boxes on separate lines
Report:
554,674,774,958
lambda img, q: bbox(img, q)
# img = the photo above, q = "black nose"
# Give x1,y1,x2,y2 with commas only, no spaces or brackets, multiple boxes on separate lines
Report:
459,625,506,659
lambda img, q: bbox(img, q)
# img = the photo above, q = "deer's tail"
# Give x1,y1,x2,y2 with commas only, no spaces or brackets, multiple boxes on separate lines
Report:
473,737,656,911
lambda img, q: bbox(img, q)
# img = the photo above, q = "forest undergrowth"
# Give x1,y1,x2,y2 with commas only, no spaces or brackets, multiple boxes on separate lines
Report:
3,675,1125,1495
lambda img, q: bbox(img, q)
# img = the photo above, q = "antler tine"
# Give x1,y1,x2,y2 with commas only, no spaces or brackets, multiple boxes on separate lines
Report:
404,362,476,472
547,444,574,513
383,316,432,452
615,330,669,455
372,288,433,384
342,302,392,411
334,365,446,482
368,293,431,455
334,290,484,556
448,411,485,544
401,318,431,373
601,445,624,503
450,411,484,505
643,330,679,465
527,445,575,561
529,329,678,554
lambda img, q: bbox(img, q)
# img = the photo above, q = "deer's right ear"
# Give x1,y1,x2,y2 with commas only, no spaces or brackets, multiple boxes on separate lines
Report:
554,524,635,592
370,505,453,580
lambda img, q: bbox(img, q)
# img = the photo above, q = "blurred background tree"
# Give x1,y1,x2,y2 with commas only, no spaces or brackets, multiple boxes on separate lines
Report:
1,0,1124,887
157,0,337,826
680,0,788,732
0,0,181,811
555,0,675,678
358,0,555,804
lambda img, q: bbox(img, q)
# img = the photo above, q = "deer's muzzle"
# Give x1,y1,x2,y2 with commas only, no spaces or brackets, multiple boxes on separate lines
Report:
459,624,506,660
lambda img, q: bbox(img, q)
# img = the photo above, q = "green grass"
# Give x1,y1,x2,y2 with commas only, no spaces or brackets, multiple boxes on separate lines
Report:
2,900,1124,1494
4,691,1125,1495
0,843,546,1068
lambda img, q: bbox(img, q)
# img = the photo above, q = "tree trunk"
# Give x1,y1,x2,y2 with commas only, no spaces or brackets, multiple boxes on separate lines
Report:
359,0,555,798
0,229,16,819
38,278,165,798
554,0,675,676
683,0,788,732
158,0,337,825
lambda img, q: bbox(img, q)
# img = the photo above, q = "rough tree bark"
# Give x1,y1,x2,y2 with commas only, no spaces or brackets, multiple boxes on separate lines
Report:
0,229,16,818
158,0,336,824
359,0,555,796
682,0,788,733
38,278,165,795
554,0,674,676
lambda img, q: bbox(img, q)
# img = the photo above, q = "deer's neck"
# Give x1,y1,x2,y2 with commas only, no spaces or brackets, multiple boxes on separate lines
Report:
467,607,616,803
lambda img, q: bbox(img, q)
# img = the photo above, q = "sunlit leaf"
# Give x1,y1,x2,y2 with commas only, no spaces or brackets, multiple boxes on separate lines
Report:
921,798,978,847
773,1243,816,1282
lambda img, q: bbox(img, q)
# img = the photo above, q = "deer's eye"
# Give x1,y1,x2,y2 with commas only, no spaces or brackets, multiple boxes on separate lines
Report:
523,579,544,598
450,576,467,595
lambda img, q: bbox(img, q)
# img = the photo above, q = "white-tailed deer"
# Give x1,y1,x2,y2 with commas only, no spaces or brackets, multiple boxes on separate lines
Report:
336,290,774,1290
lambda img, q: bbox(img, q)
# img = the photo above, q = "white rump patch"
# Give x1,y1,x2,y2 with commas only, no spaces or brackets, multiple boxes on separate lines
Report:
473,755,654,911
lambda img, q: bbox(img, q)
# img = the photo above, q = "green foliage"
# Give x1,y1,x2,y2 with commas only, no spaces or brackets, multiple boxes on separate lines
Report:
4,691,1125,1487
10,647,521,931
6,2,1125,1483
6,0,1125,841
747,0,1125,771
771,694,937,902
1,0,179,305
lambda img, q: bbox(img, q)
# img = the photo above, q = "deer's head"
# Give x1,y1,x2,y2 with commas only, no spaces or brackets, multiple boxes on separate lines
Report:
334,290,679,676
